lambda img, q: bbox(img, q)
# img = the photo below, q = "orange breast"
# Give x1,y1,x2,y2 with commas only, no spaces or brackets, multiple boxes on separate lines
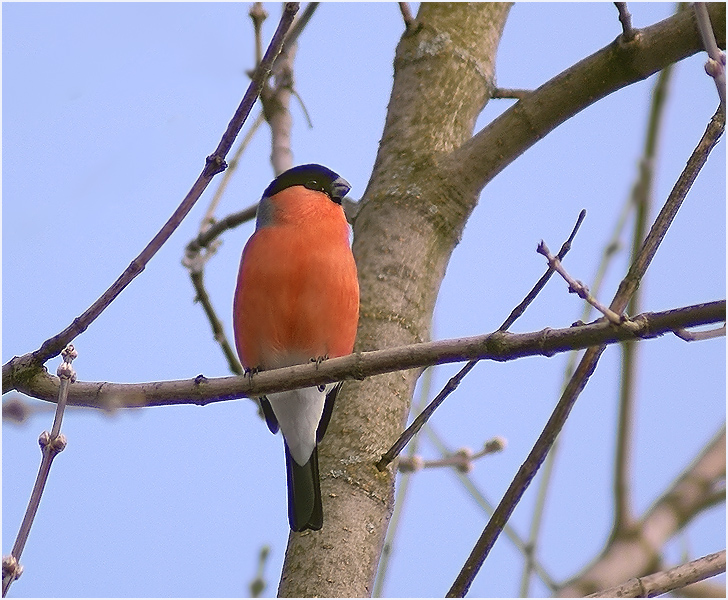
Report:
233,191,359,370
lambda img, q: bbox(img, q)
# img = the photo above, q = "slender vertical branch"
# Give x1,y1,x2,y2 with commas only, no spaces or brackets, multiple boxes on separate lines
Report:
613,60,673,539
398,2,415,31
694,2,726,109
373,366,434,597
2,346,78,598
614,3,635,42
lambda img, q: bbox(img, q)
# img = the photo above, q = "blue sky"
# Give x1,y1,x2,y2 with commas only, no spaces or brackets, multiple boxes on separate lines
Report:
3,3,725,597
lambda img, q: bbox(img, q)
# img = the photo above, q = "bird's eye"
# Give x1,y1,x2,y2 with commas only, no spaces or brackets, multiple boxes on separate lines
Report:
304,179,323,192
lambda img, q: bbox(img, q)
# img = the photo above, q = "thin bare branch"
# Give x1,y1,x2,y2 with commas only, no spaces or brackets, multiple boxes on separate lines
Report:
398,2,415,31
195,111,265,237
503,210,587,331
249,545,270,598
249,2,268,66
537,240,623,324
189,270,245,377
1,3,300,387
491,88,531,100
694,2,726,109
398,438,506,473
281,2,318,54
377,211,587,471
614,3,636,42
587,550,726,598
674,324,726,341
2,345,77,597
185,204,259,257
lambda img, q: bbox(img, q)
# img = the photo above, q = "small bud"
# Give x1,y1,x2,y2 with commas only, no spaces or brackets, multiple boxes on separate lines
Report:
38,430,51,449
455,448,473,473
57,362,76,381
399,455,424,473
484,436,507,453
61,344,78,362
51,434,68,453
38,431,67,453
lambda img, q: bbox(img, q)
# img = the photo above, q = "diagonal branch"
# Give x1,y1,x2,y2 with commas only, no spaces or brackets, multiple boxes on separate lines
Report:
446,107,725,598
376,210,587,471
445,3,725,197
560,426,726,597
1,2,300,391
586,550,726,598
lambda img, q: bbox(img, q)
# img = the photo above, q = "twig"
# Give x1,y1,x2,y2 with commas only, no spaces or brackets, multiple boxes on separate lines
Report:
1,3,300,387
190,270,245,376
674,324,726,341
2,345,77,597
614,3,636,42
398,2,415,31
491,88,531,100
502,210,587,331
185,204,258,257
195,111,265,237
291,87,314,128
374,210,586,471
447,108,725,598
281,2,318,54
537,241,624,324
7,300,725,410
587,550,726,598
398,438,506,473
423,425,559,593
249,545,270,598
694,3,726,109
250,3,268,66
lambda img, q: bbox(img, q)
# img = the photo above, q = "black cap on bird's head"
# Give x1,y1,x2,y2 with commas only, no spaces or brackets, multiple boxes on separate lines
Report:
262,164,351,204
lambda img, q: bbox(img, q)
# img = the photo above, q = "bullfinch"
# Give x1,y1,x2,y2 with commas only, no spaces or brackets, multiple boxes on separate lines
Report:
233,164,359,531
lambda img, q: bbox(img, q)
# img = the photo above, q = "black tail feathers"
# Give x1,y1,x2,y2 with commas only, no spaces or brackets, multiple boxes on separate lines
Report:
284,444,323,531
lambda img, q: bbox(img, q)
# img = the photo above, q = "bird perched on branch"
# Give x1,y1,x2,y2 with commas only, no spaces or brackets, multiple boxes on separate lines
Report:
233,164,359,531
